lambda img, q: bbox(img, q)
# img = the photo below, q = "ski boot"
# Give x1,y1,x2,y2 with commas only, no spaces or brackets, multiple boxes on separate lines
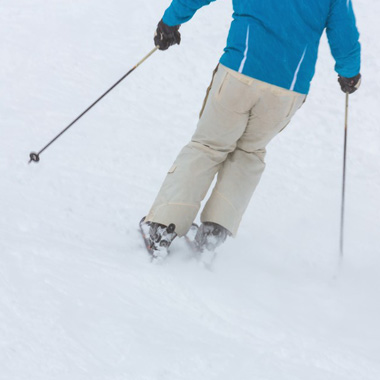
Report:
194,222,230,267
140,218,177,261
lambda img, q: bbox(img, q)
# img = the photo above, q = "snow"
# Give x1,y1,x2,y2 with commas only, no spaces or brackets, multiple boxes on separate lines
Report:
1,1,380,379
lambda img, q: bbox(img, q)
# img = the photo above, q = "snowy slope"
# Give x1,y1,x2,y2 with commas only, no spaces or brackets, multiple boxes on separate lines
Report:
1,1,380,379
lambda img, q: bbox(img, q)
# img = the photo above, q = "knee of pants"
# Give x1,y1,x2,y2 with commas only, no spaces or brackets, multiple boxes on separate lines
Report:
252,148,266,163
189,139,236,158
235,144,267,163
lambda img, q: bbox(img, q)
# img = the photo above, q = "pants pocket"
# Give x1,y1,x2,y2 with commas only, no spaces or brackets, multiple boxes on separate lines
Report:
168,164,177,174
286,94,307,118
199,64,219,119
213,70,251,114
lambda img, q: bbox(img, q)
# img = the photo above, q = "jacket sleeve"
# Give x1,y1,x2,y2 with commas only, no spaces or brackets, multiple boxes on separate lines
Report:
326,0,361,77
162,0,217,26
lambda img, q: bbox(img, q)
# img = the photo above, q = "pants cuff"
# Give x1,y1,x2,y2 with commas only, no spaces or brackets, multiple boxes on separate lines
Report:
145,203,199,237
200,190,241,236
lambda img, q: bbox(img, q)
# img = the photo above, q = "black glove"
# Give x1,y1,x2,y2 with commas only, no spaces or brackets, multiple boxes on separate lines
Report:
154,19,181,51
338,73,361,94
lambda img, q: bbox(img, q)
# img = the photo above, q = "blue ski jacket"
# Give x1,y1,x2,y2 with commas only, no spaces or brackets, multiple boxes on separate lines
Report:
162,0,361,94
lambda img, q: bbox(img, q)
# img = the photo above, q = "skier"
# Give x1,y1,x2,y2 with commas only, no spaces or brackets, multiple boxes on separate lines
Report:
142,0,361,258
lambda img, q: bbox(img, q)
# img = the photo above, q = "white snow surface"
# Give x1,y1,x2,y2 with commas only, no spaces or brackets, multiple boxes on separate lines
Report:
1,1,380,379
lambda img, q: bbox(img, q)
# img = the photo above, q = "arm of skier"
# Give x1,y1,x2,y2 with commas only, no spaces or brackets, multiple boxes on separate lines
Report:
326,0,361,93
163,0,217,26
154,0,217,50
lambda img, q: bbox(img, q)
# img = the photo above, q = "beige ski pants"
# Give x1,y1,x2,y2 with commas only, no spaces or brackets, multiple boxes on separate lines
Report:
146,64,306,236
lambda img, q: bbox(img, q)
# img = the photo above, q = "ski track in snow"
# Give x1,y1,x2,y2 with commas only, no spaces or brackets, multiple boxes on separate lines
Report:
1,1,380,379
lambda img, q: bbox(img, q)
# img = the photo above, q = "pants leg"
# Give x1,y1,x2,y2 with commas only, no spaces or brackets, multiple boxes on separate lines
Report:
201,146,266,236
145,65,251,236
201,70,306,235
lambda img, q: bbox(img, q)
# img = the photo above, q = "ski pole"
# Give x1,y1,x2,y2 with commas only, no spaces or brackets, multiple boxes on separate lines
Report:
339,93,349,259
29,46,158,164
